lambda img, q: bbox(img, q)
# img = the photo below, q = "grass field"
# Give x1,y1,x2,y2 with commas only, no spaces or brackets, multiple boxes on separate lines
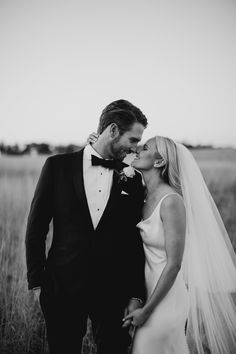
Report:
0,148,236,353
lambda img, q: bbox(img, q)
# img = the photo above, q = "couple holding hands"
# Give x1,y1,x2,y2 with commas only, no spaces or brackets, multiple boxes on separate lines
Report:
26,99,236,354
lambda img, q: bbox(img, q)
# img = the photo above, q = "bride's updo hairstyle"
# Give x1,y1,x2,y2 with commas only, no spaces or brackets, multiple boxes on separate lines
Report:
154,136,182,195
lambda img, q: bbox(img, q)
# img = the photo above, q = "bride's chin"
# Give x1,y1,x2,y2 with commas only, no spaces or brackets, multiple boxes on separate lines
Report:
131,162,141,170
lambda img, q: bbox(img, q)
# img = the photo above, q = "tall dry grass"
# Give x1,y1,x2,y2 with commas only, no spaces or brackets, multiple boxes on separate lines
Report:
0,150,236,353
0,158,46,353
0,156,96,353
193,148,236,250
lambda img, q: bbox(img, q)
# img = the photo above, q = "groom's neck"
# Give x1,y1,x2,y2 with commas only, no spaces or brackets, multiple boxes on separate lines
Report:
92,139,111,159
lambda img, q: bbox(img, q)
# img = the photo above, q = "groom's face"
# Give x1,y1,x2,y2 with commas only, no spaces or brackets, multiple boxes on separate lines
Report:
110,122,144,161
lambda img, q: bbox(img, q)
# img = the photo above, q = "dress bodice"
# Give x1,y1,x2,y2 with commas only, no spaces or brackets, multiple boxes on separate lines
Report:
137,193,181,298
133,192,189,354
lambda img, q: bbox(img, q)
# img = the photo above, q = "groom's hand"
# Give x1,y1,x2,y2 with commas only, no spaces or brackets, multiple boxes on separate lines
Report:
32,287,41,303
122,298,143,328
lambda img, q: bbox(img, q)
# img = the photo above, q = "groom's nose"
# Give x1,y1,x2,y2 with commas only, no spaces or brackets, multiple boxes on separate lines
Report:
136,145,142,154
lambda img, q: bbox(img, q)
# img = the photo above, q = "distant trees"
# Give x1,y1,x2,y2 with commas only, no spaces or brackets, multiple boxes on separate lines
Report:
23,143,52,155
0,142,83,156
54,144,81,154
0,143,23,155
182,142,213,150
0,141,214,156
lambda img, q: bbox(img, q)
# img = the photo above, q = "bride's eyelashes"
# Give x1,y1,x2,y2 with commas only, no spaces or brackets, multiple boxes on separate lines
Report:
143,144,148,151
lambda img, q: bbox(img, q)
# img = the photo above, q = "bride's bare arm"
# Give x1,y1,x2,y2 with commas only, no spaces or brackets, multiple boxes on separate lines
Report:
143,195,186,314
124,194,186,326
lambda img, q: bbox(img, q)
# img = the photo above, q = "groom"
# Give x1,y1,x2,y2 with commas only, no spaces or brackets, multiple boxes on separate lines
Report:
25,100,148,354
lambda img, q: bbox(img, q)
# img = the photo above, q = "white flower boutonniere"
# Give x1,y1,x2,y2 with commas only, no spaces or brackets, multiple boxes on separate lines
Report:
123,166,135,178
118,165,135,182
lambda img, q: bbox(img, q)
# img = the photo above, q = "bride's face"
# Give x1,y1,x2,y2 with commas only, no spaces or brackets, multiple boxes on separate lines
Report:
132,138,162,171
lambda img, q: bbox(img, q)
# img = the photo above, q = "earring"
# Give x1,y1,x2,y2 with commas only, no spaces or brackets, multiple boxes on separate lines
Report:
154,160,165,168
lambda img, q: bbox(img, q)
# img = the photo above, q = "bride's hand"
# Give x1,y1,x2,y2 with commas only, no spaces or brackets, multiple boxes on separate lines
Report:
87,132,99,145
123,308,149,327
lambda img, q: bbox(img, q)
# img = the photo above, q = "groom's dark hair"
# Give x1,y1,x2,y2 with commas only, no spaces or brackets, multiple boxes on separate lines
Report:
98,99,148,135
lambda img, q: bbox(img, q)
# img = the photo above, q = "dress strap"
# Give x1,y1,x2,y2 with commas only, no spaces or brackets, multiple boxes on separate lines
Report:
144,192,180,203
140,193,182,224
158,192,181,206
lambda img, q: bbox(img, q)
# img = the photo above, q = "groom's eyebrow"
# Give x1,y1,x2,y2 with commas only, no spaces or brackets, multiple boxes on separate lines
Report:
130,137,141,142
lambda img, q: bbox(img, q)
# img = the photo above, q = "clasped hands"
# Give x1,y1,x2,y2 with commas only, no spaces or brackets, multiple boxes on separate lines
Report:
122,298,149,331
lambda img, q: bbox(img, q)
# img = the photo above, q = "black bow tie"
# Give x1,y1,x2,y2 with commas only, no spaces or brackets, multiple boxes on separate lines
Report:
91,155,127,170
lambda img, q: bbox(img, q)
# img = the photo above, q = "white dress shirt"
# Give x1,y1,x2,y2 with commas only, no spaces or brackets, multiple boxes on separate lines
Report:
83,144,113,229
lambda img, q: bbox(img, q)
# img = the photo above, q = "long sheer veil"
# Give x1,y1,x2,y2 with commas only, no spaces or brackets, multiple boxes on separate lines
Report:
176,143,236,354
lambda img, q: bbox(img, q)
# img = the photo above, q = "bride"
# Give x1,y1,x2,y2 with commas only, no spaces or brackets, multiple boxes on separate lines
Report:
123,136,236,354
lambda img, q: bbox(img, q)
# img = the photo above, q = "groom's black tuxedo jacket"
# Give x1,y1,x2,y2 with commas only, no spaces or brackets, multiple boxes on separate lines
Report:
25,148,146,302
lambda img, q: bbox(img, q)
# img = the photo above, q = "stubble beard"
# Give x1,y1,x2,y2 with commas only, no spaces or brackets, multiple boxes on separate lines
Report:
110,137,124,161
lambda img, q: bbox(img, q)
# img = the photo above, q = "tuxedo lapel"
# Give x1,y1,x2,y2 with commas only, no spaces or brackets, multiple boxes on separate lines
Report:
73,148,94,231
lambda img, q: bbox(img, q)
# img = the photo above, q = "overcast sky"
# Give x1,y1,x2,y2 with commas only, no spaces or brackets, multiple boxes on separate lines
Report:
1,0,236,147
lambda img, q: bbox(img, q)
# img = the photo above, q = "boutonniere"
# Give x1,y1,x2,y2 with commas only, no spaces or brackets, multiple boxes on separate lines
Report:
116,165,136,183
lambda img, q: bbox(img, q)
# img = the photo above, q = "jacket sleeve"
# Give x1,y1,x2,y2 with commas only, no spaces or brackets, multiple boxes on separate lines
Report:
25,157,53,289
120,185,146,302
129,227,146,302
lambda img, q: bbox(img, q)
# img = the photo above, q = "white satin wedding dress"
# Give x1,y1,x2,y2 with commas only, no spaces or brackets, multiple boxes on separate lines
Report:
132,193,189,354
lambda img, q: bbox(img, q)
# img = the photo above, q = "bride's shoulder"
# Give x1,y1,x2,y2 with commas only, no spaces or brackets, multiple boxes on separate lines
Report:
160,192,185,220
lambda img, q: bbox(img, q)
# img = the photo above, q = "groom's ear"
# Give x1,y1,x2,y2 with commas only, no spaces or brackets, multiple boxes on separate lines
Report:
109,123,120,138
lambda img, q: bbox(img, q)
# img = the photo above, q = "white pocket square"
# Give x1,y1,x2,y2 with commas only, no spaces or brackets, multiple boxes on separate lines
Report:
121,190,129,195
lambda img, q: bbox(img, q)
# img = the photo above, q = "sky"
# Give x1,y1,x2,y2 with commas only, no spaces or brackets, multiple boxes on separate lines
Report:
1,0,236,147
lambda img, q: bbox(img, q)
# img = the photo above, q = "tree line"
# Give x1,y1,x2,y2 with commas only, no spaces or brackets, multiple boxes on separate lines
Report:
0,142,214,156
0,143,83,155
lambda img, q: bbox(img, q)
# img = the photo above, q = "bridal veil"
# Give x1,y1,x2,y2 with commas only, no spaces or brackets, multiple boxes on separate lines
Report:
176,143,236,354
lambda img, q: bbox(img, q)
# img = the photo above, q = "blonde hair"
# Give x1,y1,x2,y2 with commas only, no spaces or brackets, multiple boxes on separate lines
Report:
153,136,182,195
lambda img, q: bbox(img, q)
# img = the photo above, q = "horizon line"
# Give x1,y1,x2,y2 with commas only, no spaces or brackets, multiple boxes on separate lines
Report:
0,140,235,150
